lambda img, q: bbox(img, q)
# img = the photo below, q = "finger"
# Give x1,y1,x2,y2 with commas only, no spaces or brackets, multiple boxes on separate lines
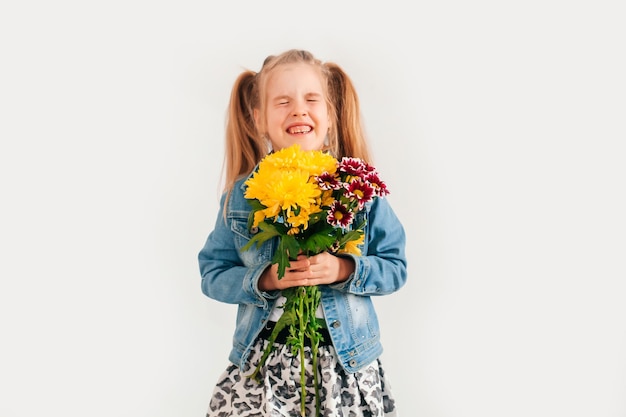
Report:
288,257,311,269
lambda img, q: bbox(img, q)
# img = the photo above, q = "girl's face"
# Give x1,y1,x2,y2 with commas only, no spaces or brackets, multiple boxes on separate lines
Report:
258,63,330,152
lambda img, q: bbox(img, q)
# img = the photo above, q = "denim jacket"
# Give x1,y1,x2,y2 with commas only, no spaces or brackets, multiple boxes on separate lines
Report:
198,172,407,373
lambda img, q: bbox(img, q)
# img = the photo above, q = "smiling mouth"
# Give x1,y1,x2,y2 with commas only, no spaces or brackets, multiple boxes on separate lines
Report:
287,126,312,134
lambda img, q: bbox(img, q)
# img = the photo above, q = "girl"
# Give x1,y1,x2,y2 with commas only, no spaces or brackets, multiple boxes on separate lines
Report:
198,49,407,416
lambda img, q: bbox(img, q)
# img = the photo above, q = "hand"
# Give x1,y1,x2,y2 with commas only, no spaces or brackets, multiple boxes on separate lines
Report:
258,253,355,291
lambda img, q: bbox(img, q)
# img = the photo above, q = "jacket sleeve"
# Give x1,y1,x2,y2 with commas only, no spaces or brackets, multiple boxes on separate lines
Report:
198,192,278,308
330,197,408,296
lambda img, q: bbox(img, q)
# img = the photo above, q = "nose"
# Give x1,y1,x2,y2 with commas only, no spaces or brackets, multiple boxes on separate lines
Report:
292,100,308,117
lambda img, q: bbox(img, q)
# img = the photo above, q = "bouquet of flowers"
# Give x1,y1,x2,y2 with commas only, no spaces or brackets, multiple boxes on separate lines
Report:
241,144,389,415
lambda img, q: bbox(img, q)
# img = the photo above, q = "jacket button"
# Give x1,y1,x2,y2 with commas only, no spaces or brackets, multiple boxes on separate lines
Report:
355,279,362,286
250,226,259,234
349,359,358,367
332,320,341,329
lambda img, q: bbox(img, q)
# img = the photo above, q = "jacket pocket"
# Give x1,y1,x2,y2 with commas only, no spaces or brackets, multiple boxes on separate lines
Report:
230,213,274,266
231,215,253,242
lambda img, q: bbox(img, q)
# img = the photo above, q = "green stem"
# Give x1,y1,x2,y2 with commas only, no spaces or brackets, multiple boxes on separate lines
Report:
247,310,295,383
299,287,306,417
247,285,324,415
312,339,320,416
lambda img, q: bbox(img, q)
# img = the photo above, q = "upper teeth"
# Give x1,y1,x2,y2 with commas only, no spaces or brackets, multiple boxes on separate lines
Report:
289,126,311,134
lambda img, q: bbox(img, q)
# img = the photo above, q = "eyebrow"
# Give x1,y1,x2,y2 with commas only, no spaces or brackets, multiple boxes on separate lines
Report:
271,95,291,102
271,92,323,101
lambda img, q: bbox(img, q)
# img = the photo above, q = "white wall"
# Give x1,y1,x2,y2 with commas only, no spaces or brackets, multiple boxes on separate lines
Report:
1,1,625,416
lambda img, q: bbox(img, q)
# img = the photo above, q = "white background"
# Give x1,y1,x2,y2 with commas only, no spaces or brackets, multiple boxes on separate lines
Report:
1,1,625,416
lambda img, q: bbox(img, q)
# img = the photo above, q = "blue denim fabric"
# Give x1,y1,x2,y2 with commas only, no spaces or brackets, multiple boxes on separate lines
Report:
198,171,407,373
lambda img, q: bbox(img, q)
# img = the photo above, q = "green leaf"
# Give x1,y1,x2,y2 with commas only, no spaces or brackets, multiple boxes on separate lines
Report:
273,235,300,279
299,230,336,254
246,200,266,228
337,229,362,246
307,211,327,226
240,222,282,252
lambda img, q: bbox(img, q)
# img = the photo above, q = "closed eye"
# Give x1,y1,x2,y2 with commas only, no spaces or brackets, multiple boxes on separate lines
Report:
306,93,322,102
272,95,291,105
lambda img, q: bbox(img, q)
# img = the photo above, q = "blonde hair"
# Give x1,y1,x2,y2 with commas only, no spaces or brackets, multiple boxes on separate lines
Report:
221,49,372,194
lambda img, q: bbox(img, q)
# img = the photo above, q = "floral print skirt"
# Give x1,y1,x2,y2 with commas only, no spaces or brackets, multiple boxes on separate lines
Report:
206,338,397,416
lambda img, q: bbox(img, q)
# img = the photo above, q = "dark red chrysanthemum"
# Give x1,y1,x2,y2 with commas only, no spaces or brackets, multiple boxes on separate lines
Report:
327,201,353,228
338,157,366,177
345,179,375,208
362,162,377,174
364,171,390,197
316,172,342,190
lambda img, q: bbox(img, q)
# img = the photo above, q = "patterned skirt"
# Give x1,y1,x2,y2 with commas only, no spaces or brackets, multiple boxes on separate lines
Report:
206,337,398,416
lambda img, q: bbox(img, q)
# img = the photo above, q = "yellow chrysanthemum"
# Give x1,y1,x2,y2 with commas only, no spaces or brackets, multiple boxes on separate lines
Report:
340,233,365,256
257,144,337,177
252,210,266,228
298,149,337,176
286,205,322,230
287,227,301,236
320,190,335,207
245,145,337,230
246,169,314,209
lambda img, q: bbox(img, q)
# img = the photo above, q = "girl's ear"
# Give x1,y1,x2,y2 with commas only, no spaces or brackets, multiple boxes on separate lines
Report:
253,108,260,127
254,108,268,143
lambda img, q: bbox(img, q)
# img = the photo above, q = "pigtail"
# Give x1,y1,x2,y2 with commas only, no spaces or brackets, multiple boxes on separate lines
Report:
326,63,372,163
223,70,265,193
